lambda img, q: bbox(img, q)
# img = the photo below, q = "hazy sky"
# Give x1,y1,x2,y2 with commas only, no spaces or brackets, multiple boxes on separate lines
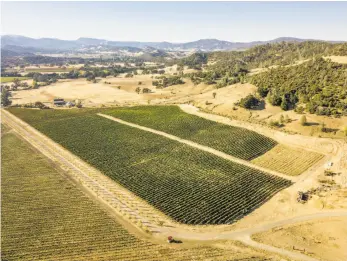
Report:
1,2,347,42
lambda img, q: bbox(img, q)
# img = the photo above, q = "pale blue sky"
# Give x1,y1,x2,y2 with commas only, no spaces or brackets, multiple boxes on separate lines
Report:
1,2,347,42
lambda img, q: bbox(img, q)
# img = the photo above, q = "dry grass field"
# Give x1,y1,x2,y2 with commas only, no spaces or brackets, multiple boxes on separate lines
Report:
252,217,347,261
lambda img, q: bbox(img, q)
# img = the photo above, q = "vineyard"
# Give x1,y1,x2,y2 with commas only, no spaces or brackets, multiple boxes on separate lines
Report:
102,105,277,160
2,127,274,261
8,108,292,225
251,144,324,176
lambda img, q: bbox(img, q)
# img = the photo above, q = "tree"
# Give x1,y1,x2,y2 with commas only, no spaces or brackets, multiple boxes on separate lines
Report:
269,120,281,127
213,92,216,99
87,75,95,81
135,87,141,94
300,115,307,126
239,95,260,109
1,88,12,107
13,78,20,87
31,79,37,88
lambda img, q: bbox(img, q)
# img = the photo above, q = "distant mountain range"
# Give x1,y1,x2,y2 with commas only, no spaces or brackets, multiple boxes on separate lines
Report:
1,35,346,55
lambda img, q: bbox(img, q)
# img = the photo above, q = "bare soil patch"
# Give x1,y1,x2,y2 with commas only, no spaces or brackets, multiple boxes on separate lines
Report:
252,217,347,261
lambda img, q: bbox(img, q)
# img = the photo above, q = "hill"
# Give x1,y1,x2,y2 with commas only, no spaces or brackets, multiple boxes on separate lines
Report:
2,34,345,52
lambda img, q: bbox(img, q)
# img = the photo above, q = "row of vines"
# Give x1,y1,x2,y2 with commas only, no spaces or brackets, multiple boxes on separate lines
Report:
103,105,278,161
2,130,273,261
8,108,291,225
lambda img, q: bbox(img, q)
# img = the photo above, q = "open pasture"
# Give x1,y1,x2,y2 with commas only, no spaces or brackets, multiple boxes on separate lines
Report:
2,129,269,261
8,108,292,225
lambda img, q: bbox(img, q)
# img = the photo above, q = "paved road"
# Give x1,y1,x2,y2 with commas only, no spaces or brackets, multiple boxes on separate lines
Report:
98,113,295,182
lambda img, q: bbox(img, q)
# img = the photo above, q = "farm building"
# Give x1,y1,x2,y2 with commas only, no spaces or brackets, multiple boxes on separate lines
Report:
53,98,66,106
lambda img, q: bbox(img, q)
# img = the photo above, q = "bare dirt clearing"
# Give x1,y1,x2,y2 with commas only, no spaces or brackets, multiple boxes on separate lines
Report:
253,217,347,261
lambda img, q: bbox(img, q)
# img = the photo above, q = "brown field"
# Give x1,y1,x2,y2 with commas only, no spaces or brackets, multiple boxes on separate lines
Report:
253,217,347,261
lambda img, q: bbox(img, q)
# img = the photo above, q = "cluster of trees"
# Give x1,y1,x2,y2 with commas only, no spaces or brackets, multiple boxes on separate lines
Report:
23,56,84,65
0,70,22,77
177,53,208,70
152,76,184,88
184,66,248,87
1,87,11,106
135,87,151,94
251,58,347,116
28,65,136,84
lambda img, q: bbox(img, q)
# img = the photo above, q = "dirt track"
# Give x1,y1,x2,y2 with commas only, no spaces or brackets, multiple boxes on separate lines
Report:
3,108,346,261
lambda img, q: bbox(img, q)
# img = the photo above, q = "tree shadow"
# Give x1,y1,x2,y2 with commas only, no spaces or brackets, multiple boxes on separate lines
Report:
322,128,339,133
306,122,319,126
171,239,183,244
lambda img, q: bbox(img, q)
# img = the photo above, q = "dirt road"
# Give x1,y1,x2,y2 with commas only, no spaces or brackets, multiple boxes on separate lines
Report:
98,113,295,182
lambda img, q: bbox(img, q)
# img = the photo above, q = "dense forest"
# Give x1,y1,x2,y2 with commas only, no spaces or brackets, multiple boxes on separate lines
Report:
251,58,347,116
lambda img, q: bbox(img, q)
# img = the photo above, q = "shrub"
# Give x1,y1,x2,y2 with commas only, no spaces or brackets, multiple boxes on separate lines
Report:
238,95,260,109
269,120,281,127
